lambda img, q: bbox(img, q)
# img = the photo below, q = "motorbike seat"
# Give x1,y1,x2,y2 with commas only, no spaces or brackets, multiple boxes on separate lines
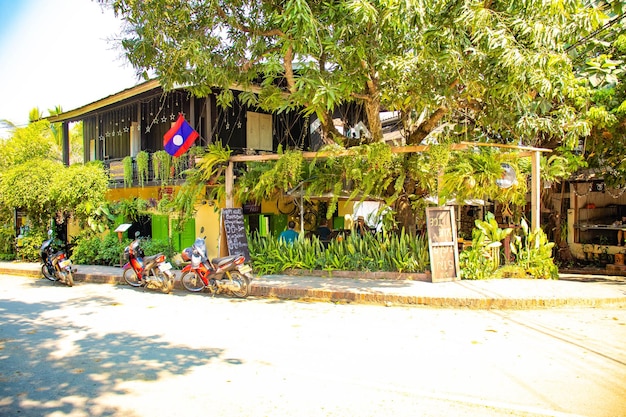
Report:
144,253,163,263
211,255,237,267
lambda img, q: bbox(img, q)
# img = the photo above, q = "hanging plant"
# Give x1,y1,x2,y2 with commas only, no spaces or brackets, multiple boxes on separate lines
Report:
135,151,149,187
152,150,172,185
173,155,185,178
122,156,133,187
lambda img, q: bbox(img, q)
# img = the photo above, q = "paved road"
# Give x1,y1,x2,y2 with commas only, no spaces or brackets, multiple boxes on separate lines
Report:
1,274,625,417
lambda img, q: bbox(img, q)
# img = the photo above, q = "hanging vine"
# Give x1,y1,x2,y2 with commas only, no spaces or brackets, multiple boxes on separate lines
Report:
152,150,171,185
122,156,133,187
135,151,149,187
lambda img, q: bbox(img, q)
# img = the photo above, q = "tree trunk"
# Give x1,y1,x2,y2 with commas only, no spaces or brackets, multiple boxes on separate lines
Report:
364,97,383,143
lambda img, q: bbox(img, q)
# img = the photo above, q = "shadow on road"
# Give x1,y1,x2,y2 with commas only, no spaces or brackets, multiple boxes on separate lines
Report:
0,291,236,416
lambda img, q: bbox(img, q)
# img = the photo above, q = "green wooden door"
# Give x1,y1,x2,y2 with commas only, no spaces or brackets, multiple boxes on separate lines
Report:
151,214,169,242
172,219,196,252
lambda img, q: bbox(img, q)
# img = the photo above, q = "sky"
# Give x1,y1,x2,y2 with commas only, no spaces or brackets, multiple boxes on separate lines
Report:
0,0,140,137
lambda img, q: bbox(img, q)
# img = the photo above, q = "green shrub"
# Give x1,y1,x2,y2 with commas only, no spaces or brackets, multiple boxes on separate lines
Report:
16,233,46,262
96,233,129,266
71,232,102,265
141,237,175,259
248,229,430,275
71,231,129,266
0,253,15,261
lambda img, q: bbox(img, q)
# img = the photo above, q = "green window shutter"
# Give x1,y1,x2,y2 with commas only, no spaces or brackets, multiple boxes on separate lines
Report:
151,214,169,242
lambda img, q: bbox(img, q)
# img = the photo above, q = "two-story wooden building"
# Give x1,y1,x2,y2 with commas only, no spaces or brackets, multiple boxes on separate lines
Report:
49,79,360,258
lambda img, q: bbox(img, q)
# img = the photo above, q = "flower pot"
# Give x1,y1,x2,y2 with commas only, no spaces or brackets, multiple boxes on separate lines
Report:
615,253,625,265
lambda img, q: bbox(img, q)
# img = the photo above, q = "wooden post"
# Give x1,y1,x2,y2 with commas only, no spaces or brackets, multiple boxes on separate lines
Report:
225,161,234,208
62,122,70,166
531,150,541,231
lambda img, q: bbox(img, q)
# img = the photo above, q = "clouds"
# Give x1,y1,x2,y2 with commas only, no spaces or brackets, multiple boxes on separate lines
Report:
0,0,138,136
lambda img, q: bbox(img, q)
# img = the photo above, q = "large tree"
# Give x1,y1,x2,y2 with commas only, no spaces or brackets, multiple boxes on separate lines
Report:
106,0,624,232
107,0,608,147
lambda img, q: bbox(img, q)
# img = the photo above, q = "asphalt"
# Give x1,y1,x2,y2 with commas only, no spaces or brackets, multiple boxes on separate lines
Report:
1,261,625,309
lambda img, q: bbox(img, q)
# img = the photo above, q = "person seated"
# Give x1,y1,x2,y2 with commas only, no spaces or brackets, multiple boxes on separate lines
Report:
316,220,332,248
354,216,371,237
316,220,332,241
279,221,299,244
616,217,626,246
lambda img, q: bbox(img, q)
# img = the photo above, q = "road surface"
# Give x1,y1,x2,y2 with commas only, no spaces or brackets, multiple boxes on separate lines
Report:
0,274,625,417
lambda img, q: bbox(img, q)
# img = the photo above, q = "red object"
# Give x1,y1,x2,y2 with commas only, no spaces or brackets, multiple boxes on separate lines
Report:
163,114,198,157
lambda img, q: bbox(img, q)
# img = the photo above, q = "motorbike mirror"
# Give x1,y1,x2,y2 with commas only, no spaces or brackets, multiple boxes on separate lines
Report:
47,230,53,237
135,231,140,238
200,226,205,234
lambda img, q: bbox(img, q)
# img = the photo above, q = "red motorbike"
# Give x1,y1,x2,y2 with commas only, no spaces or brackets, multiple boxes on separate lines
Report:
180,236,252,298
123,233,175,294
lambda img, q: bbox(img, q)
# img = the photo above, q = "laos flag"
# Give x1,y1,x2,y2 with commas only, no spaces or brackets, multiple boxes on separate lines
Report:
163,114,199,156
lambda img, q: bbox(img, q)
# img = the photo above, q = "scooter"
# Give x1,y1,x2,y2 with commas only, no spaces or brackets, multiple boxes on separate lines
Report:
180,236,252,298
40,230,75,287
122,232,175,294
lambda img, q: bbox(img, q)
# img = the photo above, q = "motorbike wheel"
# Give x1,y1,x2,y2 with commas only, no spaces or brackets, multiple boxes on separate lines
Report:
41,264,57,282
229,271,250,298
123,268,142,287
153,269,173,294
61,270,74,287
180,270,205,292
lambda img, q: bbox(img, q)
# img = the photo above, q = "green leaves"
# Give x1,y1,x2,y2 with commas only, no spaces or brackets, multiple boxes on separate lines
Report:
248,229,429,275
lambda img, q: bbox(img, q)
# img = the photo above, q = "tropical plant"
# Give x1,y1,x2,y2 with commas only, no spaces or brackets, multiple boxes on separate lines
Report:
459,212,513,280
248,229,430,275
508,218,559,279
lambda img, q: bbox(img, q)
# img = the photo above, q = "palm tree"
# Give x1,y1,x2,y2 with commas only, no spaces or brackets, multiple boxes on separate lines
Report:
47,105,64,148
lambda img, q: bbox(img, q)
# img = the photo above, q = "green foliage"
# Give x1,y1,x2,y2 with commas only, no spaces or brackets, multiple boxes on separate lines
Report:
16,232,47,262
460,214,558,280
248,230,429,275
50,162,109,226
71,231,105,265
87,203,117,233
135,151,150,186
0,158,60,229
141,237,175,259
71,231,174,266
248,150,304,201
71,231,128,266
0,120,57,169
460,212,513,279
509,218,559,279
152,150,172,185
123,156,133,187
115,197,148,223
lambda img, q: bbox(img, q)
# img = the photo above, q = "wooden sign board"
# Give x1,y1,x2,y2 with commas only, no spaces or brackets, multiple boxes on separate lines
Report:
426,206,460,282
220,208,250,261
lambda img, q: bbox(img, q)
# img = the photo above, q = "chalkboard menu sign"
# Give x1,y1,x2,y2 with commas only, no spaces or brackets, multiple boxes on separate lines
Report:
426,207,460,282
221,208,250,261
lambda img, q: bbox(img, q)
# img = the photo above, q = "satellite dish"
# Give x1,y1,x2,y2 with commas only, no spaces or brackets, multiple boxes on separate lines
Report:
496,163,517,189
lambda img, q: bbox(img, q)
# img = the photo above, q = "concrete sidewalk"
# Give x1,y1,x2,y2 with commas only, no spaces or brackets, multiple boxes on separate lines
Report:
1,261,625,309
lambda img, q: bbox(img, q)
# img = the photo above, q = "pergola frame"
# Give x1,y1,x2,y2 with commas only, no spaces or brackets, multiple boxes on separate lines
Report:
224,141,551,231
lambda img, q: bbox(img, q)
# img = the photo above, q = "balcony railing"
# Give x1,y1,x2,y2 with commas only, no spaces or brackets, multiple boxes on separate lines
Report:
104,153,201,188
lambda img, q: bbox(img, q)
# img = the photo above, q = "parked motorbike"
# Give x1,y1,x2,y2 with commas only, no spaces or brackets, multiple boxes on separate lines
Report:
180,236,252,298
40,230,75,287
123,233,175,294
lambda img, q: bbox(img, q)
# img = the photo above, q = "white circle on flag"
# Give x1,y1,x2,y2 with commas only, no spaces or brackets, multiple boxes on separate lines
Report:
173,134,184,146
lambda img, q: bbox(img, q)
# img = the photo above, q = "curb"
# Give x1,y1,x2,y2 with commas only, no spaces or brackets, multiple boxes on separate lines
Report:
249,282,626,309
2,265,626,309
